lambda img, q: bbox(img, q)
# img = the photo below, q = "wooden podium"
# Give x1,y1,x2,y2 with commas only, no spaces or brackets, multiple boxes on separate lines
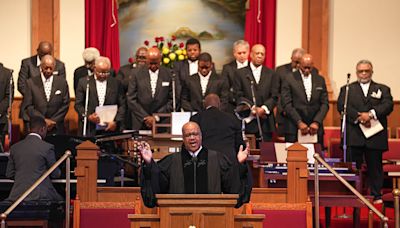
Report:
128,194,264,228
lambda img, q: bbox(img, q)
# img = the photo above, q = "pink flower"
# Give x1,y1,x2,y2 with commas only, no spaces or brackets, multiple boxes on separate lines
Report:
144,40,149,46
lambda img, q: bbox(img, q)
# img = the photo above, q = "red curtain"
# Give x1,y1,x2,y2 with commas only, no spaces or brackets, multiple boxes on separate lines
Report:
85,0,121,70
244,0,276,68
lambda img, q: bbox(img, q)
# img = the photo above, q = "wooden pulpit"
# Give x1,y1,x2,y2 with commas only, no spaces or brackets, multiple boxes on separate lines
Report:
128,194,264,228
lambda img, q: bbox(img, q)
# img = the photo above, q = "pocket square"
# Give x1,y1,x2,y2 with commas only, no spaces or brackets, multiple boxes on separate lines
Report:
162,81,170,87
316,87,323,90
53,71,59,76
371,89,382,99
55,90,62,95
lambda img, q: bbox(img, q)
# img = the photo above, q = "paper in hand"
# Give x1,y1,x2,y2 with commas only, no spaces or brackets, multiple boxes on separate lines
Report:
95,105,118,126
297,129,318,144
359,119,384,138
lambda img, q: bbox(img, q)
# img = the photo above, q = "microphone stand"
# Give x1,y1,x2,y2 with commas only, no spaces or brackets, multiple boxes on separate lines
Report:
249,78,264,142
171,70,176,112
337,73,351,219
83,77,90,136
341,73,351,162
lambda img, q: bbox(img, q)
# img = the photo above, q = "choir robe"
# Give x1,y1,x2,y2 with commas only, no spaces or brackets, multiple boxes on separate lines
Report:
141,146,252,208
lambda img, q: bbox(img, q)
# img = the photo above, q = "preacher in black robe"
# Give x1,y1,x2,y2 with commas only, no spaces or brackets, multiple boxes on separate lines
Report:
139,122,251,208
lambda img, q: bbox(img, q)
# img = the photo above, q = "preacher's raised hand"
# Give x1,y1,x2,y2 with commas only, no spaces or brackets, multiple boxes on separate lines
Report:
237,142,250,164
138,141,153,164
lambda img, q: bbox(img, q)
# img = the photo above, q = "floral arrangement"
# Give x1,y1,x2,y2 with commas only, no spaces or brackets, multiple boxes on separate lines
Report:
143,36,187,68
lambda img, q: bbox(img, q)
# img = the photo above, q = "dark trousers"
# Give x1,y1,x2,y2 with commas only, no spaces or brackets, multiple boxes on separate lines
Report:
350,146,383,198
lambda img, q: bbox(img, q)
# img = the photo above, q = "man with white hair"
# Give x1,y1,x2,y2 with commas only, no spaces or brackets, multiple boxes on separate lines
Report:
73,47,100,93
75,56,125,136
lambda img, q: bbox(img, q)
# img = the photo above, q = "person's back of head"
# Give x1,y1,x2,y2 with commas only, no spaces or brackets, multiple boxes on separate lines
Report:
204,93,220,109
29,115,47,139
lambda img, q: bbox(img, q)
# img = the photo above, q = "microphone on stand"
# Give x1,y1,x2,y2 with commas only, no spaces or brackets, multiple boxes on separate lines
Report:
83,76,90,136
342,73,351,162
247,75,264,142
170,70,177,112
192,156,197,194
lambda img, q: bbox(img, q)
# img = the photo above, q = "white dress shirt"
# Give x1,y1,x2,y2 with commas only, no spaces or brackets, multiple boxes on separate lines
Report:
199,71,211,96
41,73,53,102
189,146,202,158
95,76,107,106
189,60,198,76
149,69,159,97
236,60,248,69
250,62,262,84
301,72,312,102
360,81,370,97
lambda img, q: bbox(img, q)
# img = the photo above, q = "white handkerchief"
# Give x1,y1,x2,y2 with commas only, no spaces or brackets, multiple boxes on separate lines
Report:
55,90,61,95
162,81,170,87
371,89,382,99
359,119,384,138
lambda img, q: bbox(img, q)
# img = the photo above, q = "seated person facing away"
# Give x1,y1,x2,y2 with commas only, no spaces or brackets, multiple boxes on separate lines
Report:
139,121,251,208
5,115,62,202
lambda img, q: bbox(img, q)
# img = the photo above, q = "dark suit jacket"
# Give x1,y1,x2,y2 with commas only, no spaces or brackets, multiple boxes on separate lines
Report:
75,76,126,136
221,60,240,112
181,72,229,112
190,106,244,163
6,134,62,202
18,55,66,96
117,64,139,93
337,81,393,151
281,71,329,140
127,66,173,130
73,65,91,94
234,65,279,134
21,75,70,135
0,63,13,125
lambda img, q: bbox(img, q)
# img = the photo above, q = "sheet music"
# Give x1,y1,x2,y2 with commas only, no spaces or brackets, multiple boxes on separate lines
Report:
95,105,118,127
297,129,318,144
171,112,193,136
359,119,384,138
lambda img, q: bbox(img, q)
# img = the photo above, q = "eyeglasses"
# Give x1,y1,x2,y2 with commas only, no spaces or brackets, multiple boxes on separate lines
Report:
183,132,200,138
356,69,372,74
136,55,146,60
96,71,110,76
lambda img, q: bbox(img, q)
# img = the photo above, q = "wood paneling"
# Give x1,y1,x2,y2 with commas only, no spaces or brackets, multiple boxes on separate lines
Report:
31,0,60,58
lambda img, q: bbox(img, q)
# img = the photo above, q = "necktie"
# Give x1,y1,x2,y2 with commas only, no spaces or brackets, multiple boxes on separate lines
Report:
44,78,51,102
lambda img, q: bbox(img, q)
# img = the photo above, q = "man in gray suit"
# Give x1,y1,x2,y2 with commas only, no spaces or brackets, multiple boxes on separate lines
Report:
18,41,66,96
127,47,173,130
6,115,62,202
21,55,70,135
281,54,329,146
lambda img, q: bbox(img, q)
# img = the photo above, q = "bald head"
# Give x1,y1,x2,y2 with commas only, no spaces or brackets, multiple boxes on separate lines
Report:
40,55,55,79
300,54,314,76
204,93,220,109
182,121,202,152
250,44,266,66
94,56,111,81
146,47,161,72
37,41,53,59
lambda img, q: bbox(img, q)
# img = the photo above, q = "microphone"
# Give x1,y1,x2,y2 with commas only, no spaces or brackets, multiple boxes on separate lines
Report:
9,69,14,74
346,73,351,83
170,69,177,112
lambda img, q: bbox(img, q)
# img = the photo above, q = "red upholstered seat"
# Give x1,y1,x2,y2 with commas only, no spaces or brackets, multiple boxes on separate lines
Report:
382,193,394,202
80,208,134,228
253,209,307,228
383,164,400,172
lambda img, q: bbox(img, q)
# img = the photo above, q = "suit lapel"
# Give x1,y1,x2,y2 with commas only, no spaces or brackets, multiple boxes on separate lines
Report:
309,73,317,102
49,76,57,102
104,77,113,105
294,71,308,102
32,76,47,102
89,77,99,106
355,82,368,103
205,73,216,95
153,70,163,98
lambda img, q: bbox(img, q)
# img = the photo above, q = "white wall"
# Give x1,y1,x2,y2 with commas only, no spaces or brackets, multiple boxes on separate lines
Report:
60,0,85,97
275,0,302,67
0,1,31,96
329,0,400,99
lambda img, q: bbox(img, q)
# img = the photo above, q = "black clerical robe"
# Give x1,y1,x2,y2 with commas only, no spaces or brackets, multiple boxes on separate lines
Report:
141,147,251,208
